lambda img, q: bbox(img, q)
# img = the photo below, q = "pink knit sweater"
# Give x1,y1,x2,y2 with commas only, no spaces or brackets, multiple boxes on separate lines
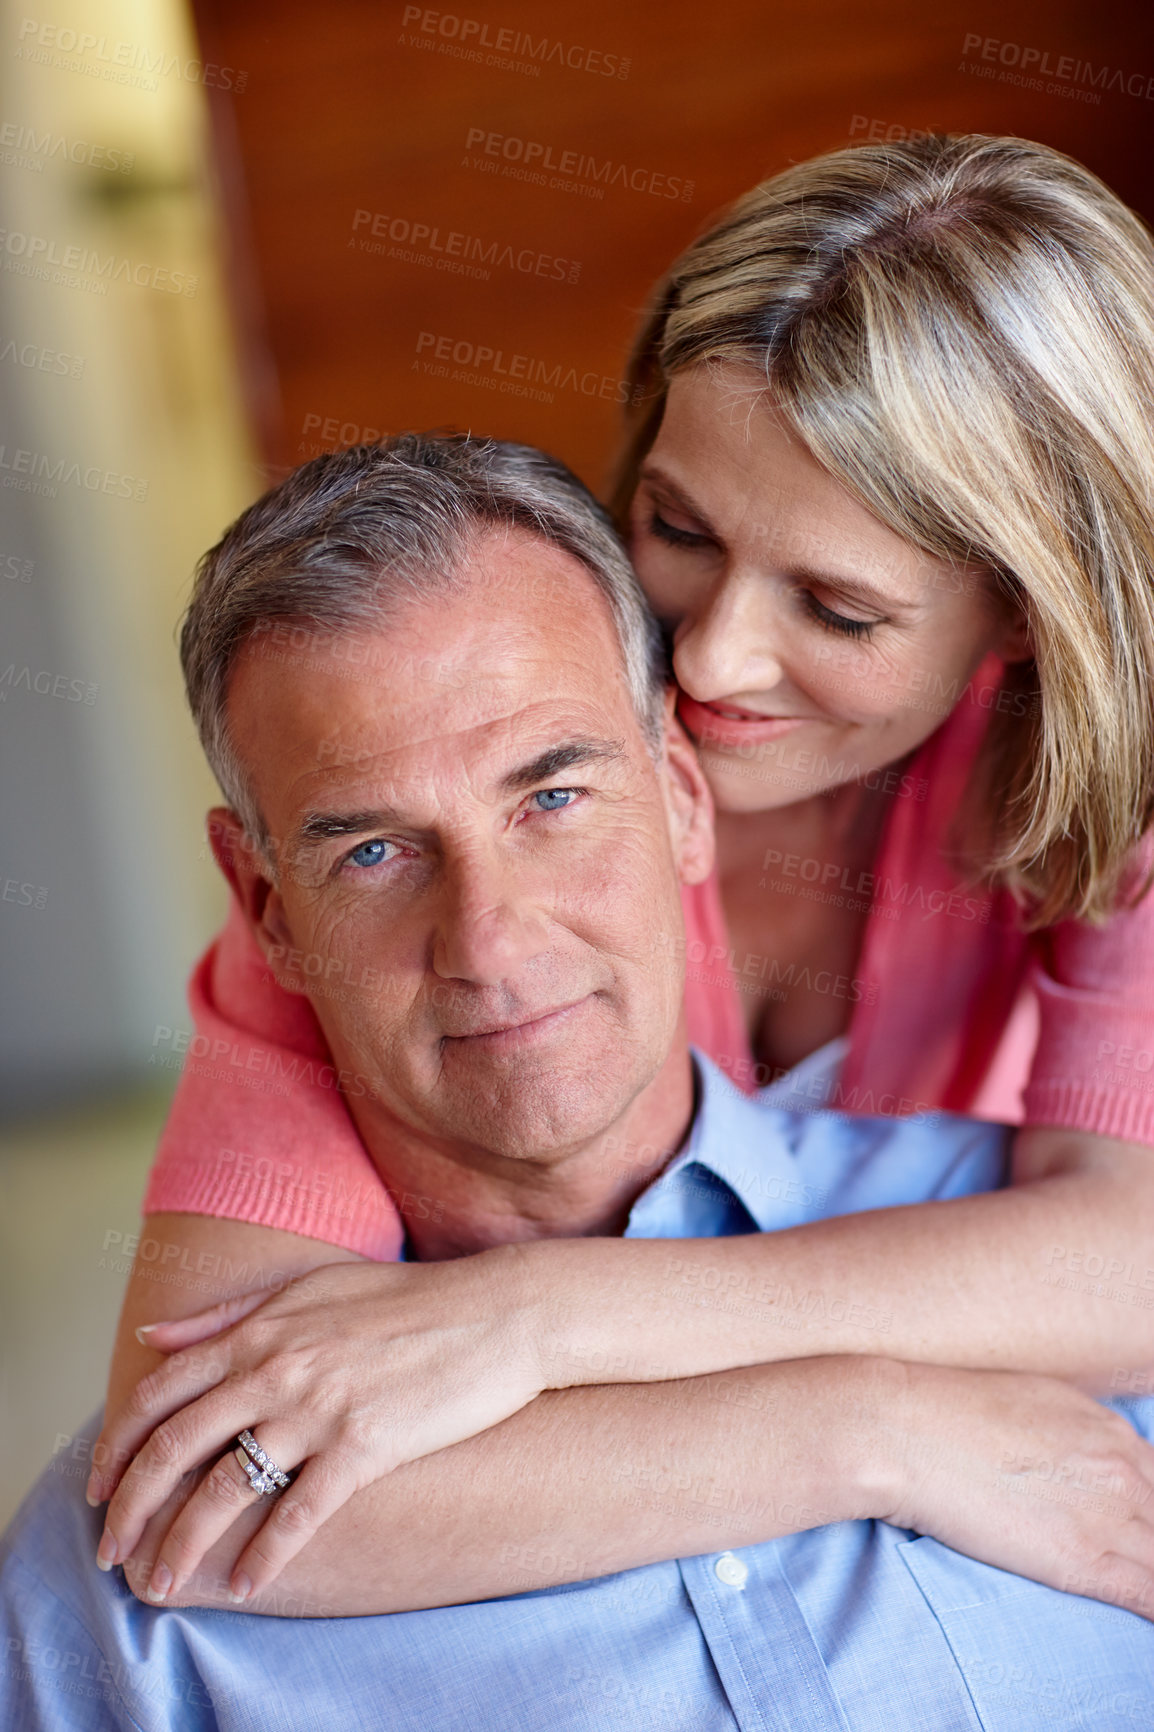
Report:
144,655,1154,1259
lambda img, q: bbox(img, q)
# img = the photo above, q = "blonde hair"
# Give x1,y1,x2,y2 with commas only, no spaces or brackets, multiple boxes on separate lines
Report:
611,134,1154,928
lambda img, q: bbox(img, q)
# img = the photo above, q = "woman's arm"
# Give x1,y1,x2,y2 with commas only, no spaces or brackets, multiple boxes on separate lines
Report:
122,1354,894,1616
97,1212,1154,1619
140,885,404,1262
97,1214,881,1609
513,1126,1154,1395
123,1353,1154,1624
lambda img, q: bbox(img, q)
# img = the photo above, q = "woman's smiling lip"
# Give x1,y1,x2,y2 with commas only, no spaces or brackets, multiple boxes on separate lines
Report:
677,692,811,748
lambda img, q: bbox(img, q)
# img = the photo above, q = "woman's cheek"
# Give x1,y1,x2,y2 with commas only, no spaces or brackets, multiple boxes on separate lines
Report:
630,547,693,621
808,637,916,721
804,641,884,717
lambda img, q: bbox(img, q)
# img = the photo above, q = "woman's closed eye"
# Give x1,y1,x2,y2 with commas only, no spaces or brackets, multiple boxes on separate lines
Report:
802,592,880,641
647,508,715,550
647,508,881,643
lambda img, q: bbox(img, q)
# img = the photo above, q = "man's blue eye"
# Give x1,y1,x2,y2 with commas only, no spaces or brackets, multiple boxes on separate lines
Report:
348,839,392,869
533,788,576,811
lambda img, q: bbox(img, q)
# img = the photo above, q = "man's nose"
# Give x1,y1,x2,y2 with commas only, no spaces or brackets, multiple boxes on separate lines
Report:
674,572,783,700
431,848,551,986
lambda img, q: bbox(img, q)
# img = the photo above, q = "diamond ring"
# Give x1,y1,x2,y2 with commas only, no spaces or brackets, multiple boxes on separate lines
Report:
232,1428,294,1497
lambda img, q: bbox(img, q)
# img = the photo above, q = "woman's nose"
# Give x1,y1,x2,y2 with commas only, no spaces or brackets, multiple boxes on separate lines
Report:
673,573,784,702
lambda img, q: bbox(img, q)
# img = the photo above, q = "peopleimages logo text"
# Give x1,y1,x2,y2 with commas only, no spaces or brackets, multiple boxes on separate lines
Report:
0,119,134,173
464,127,693,201
351,208,580,283
16,18,248,90
400,7,630,78
414,330,644,407
0,228,196,294
961,33,1154,100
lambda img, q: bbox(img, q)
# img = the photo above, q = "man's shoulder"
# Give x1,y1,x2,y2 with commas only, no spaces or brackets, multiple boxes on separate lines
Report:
1,1412,121,1622
690,1050,1012,1221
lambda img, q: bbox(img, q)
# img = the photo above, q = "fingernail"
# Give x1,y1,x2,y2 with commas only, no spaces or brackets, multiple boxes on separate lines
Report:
85,1477,104,1508
134,1324,157,1344
96,1531,118,1571
146,1561,172,1602
228,1573,252,1605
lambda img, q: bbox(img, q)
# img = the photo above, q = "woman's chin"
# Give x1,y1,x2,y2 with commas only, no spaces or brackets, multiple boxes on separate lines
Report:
696,748,816,813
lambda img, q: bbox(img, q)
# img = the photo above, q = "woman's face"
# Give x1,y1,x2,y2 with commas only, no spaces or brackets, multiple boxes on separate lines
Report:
628,363,1030,815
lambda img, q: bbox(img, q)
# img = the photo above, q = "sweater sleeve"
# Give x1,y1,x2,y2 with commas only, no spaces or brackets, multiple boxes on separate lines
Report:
141,894,405,1261
1022,832,1154,1145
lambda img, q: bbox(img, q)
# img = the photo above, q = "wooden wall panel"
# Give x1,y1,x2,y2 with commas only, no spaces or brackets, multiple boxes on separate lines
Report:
193,0,1154,496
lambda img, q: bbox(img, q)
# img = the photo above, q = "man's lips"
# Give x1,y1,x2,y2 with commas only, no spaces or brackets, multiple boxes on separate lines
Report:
441,998,590,1047
677,692,811,748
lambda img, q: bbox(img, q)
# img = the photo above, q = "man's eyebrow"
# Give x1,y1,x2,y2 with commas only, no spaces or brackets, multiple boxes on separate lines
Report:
501,739,625,792
291,742,625,849
295,809,400,846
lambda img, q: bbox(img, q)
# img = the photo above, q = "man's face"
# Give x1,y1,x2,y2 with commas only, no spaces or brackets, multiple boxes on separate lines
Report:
226,530,710,1168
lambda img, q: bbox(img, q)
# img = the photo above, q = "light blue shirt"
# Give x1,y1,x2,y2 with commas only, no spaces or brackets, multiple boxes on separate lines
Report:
3,1053,1153,1730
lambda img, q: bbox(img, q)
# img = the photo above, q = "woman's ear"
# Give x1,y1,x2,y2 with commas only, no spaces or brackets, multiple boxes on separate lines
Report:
206,808,304,993
658,690,715,887
990,587,1034,665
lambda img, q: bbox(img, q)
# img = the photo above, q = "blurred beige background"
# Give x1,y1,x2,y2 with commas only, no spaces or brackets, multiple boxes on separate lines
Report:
0,0,254,1520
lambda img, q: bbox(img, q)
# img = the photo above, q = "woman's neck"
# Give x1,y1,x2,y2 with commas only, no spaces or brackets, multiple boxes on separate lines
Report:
713,777,894,883
711,777,901,1074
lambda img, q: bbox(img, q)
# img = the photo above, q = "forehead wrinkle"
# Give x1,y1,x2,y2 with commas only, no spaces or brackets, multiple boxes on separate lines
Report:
285,701,637,845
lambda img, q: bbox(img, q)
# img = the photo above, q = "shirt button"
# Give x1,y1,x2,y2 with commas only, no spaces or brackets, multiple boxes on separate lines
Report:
714,1552,748,1589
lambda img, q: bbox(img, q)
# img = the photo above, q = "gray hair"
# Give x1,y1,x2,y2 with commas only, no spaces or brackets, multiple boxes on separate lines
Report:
181,434,666,849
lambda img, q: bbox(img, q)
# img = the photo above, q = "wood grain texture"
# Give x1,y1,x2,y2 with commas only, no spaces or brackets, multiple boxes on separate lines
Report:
191,0,1154,492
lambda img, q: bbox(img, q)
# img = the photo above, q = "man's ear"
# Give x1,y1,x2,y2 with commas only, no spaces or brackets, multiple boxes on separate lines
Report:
657,690,715,887
206,808,305,995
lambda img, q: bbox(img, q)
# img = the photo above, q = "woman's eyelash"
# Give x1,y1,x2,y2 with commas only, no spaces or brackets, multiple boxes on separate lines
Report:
803,593,878,641
648,510,879,643
648,509,711,548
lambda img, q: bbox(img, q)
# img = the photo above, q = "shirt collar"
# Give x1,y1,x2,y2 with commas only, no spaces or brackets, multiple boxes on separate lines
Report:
626,1049,831,1237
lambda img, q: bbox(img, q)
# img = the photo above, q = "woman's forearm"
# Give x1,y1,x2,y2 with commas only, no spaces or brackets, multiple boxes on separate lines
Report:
531,1129,1154,1392
160,1355,892,1616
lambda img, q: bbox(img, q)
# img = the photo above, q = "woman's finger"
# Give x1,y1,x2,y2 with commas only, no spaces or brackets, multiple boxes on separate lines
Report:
1065,1549,1154,1624
144,1425,306,1604
88,1339,237,1506
98,1382,283,1567
227,1448,365,1604
86,1284,289,1505
135,1286,278,1352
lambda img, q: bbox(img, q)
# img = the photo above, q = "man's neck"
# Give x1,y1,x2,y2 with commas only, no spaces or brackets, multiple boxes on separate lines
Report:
345,1037,697,1260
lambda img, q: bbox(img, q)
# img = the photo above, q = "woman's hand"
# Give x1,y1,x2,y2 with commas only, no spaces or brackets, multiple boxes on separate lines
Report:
88,1245,553,1605
883,1361,1154,1619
